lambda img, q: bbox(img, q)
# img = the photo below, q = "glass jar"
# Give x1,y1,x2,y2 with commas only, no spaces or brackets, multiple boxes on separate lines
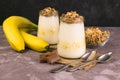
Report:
37,7,59,44
57,11,86,59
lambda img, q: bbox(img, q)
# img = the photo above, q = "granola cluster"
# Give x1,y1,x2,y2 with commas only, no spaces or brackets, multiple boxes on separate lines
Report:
85,27,110,47
40,7,58,17
60,11,84,24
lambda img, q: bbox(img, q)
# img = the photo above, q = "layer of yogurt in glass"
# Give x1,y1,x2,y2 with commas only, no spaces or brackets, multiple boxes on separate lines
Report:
57,11,86,59
37,7,59,44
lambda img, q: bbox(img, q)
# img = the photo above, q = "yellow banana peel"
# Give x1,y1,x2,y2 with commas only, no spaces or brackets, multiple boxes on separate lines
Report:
2,16,38,52
20,30,49,52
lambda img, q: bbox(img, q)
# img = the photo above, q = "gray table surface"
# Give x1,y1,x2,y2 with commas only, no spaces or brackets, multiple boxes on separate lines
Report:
0,26,120,80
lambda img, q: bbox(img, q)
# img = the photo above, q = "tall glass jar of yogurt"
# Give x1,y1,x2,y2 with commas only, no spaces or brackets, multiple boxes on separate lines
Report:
37,7,59,44
57,11,86,59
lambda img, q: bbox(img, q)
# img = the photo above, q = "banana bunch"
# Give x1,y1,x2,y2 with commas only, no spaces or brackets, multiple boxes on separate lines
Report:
2,16,49,52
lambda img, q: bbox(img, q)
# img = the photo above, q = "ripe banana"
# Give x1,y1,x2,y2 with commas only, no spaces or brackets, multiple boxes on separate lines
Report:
2,16,38,52
20,30,49,52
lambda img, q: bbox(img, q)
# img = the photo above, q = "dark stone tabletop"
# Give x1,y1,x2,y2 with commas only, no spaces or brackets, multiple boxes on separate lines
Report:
0,26,120,80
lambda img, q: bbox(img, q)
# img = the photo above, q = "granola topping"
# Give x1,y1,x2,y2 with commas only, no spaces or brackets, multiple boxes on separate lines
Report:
60,11,84,24
40,7,58,17
85,27,110,46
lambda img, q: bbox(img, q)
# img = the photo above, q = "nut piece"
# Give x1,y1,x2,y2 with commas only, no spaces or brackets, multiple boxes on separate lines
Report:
39,52,51,63
47,53,60,64
40,7,58,17
39,52,60,64
86,51,97,61
60,11,84,24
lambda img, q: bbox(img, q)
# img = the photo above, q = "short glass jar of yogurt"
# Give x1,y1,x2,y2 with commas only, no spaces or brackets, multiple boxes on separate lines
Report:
57,11,86,59
37,7,59,44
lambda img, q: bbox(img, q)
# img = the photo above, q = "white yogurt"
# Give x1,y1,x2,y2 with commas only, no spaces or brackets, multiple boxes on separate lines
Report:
57,22,86,58
37,15,59,44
